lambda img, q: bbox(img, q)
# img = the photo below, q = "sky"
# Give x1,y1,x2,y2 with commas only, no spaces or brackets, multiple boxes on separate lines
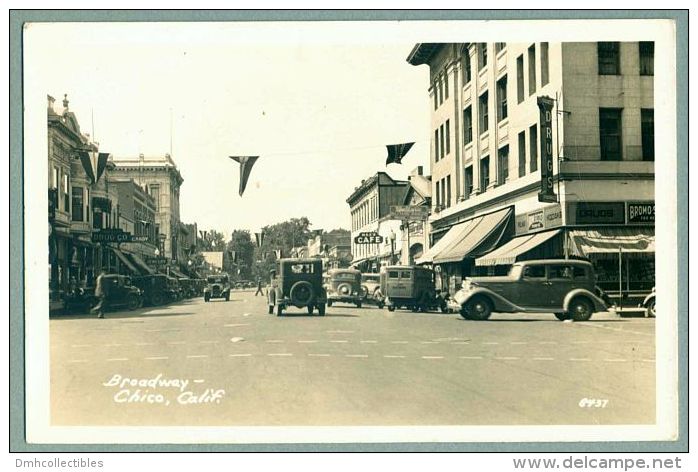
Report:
29,22,431,235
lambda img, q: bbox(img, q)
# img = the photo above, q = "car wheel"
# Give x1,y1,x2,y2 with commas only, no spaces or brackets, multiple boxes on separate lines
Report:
356,301,362,308
554,312,570,321
646,299,656,318
387,305,395,312
307,305,314,315
267,305,273,314
127,295,140,311
465,296,492,321
151,293,165,306
569,297,593,322
276,304,284,316
377,301,385,309
225,292,230,301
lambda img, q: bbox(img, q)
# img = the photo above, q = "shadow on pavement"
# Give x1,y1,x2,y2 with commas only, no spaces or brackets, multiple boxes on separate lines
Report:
277,312,360,318
51,307,198,320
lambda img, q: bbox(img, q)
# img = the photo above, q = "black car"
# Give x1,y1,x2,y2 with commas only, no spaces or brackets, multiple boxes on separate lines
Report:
267,258,327,316
131,274,170,306
204,274,231,302
97,274,143,311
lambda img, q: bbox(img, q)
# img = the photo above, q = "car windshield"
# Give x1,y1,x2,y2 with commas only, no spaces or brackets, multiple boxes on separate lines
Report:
207,276,227,283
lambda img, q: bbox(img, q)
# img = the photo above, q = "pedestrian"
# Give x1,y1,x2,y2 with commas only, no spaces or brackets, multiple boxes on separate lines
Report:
255,277,264,296
92,269,109,319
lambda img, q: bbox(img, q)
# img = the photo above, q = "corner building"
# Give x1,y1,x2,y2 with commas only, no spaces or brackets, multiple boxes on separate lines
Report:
407,42,655,300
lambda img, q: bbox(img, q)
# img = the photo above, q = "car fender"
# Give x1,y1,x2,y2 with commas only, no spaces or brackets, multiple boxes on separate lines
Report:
641,292,655,308
455,287,520,312
564,289,607,313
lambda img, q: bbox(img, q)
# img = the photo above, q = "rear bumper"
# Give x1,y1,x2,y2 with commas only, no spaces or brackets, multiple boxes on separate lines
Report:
328,294,362,303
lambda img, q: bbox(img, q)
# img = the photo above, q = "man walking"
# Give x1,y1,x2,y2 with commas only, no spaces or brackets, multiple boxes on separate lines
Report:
254,277,264,296
92,269,108,319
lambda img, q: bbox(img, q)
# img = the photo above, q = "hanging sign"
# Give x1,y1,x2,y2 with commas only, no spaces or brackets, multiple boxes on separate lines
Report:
354,232,384,244
537,96,557,203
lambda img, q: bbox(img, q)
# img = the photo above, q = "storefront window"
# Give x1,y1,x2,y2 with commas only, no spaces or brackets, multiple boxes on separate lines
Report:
71,187,84,221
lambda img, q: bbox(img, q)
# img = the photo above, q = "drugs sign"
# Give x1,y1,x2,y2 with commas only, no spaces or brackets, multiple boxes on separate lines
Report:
354,232,383,244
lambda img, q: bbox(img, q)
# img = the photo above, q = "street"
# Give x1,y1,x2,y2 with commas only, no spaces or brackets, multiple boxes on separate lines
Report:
50,290,655,426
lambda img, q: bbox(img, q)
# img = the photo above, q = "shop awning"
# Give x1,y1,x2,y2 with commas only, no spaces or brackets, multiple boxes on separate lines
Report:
127,252,156,275
417,207,512,264
169,268,188,279
476,229,562,266
568,228,655,255
112,248,139,274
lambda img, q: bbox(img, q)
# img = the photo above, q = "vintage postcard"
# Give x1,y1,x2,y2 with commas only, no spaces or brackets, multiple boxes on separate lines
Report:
20,16,680,446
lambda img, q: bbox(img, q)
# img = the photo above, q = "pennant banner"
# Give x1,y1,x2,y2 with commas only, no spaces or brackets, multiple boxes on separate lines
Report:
78,151,111,184
254,231,265,248
274,249,282,260
385,142,415,166
229,156,260,196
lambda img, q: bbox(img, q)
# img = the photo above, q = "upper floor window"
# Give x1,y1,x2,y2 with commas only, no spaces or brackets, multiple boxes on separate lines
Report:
518,131,526,178
462,52,472,85
438,75,444,105
71,187,84,222
639,42,654,76
598,42,620,75
445,119,451,155
434,128,440,162
641,109,654,161
444,71,449,100
479,92,489,134
62,173,70,212
541,42,550,86
439,123,445,159
464,165,473,198
517,54,525,104
495,42,506,54
529,124,539,172
150,185,160,211
463,106,473,145
480,156,490,190
478,43,488,70
599,108,623,161
528,44,537,96
435,180,441,208
496,75,508,122
497,145,509,184
433,84,438,110
445,175,452,208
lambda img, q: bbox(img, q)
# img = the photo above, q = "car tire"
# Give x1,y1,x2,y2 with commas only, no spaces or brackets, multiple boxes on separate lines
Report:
646,299,656,318
127,296,140,311
151,293,165,306
290,281,315,306
276,304,284,316
307,305,314,315
268,305,273,315
225,292,230,301
387,305,395,312
554,312,570,321
327,300,333,307
377,301,385,309
356,301,362,308
569,297,594,322
318,303,326,316
465,296,492,321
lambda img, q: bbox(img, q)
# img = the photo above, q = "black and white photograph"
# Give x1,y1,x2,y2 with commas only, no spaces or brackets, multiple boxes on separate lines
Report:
17,14,682,448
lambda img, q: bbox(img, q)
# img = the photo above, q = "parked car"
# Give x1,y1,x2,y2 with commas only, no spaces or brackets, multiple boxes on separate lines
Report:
380,265,447,313
360,272,384,308
96,274,143,311
452,259,607,321
326,268,364,308
63,286,96,313
204,273,231,302
166,276,182,301
178,278,197,298
267,258,327,316
640,286,656,318
131,274,170,306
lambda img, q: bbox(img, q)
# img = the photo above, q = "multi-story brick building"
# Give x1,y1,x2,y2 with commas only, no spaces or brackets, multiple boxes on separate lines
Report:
407,42,655,298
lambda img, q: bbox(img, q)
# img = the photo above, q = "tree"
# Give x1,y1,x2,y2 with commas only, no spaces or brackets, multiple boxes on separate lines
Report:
198,229,227,252
260,217,314,257
226,230,256,279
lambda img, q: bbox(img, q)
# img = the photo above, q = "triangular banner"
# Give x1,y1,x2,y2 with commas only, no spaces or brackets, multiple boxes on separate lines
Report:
78,151,111,184
385,142,415,166
229,156,260,196
254,232,265,248
274,249,282,260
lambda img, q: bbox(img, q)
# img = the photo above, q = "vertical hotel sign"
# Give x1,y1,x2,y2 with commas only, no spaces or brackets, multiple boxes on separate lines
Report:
537,96,557,203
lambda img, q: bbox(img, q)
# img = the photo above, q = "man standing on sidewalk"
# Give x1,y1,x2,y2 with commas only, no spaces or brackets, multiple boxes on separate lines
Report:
92,270,108,318
254,277,264,296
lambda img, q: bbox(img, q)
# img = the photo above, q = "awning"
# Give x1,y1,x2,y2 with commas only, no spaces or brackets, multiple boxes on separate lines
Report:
476,229,562,266
417,207,512,264
169,268,188,279
568,227,655,255
127,252,156,275
112,248,138,274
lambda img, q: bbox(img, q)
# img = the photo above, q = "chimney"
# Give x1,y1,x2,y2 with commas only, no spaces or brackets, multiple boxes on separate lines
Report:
62,94,69,112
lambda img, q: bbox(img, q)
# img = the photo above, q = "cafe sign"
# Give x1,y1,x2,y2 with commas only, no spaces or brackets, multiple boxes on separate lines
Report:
354,232,384,244
515,204,563,235
627,202,655,224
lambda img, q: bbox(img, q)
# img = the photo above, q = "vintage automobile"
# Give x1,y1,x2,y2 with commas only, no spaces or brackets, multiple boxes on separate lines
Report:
452,259,608,321
640,286,656,318
267,258,327,316
131,274,170,306
360,272,384,308
325,268,364,308
204,273,231,302
380,265,447,313
95,274,143,311
166,276,182,301
178,278,197,298
62,286,96,314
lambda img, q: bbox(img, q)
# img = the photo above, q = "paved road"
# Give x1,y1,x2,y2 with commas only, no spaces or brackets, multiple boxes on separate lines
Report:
50,290,655,426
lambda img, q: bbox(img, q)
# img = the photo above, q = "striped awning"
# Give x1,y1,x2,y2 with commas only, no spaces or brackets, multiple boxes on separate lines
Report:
417,207,512,264
169,268,188,279
128,252,156,275
475,229,562,266
568,228,655,255
112,248,138,274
